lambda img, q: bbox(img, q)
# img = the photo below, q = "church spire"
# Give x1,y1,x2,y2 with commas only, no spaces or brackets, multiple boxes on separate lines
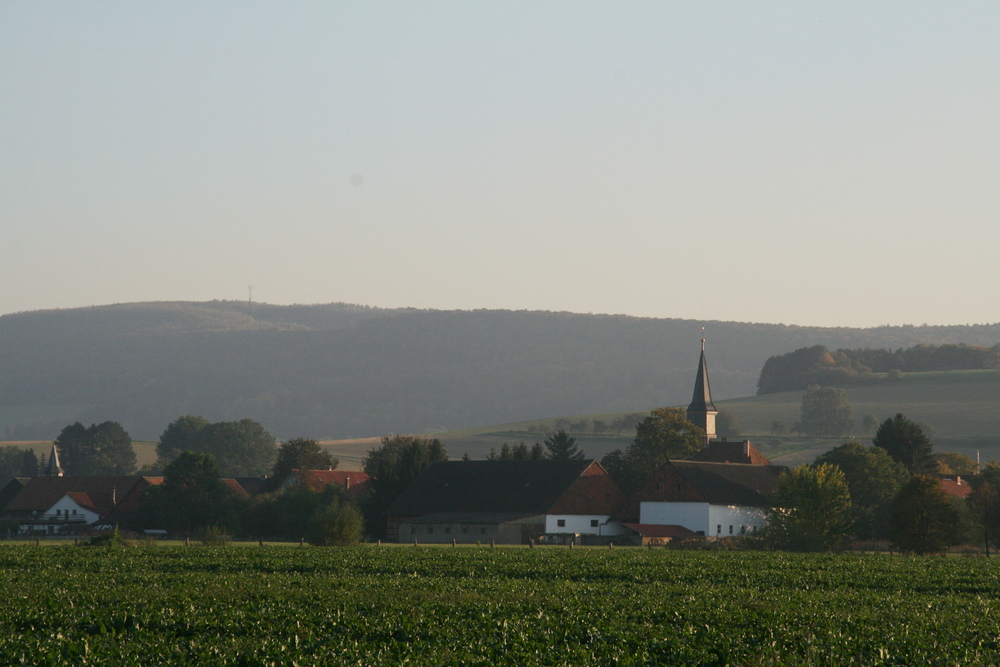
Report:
43,443,64,477
686,338,718,447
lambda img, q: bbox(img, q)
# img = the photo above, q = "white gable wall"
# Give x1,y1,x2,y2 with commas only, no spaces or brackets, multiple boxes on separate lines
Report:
47,495,101,524
640,502,768,537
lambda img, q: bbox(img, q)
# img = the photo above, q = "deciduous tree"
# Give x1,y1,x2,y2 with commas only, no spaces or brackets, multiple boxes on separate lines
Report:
889,475,960,554
814,442,909,539
968,464,1000,557
362,435,447,538
766,464,853,551
55,421,136,475
799,386,854,437
272,438,338,486
601,408,703,495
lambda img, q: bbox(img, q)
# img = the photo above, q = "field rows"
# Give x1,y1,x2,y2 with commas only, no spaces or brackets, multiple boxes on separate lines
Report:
1,546,999,665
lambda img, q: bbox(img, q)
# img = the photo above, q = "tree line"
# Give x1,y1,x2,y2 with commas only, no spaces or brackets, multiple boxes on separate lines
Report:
757,343,1000,394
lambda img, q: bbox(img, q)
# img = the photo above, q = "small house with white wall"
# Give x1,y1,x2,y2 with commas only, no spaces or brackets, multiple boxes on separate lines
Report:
385,459,627,544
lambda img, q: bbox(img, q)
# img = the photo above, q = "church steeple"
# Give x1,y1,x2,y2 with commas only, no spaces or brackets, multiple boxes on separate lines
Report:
43,443,64,477
686,338,718,447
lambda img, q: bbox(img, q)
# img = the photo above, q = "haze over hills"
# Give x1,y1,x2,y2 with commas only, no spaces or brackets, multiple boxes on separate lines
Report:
2,301,999,442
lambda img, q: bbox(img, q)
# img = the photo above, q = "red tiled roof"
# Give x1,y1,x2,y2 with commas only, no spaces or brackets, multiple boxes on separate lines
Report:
941,476,972,499
63,492,107,513
622,523,698,538
221,478,249,496
290,470,371,498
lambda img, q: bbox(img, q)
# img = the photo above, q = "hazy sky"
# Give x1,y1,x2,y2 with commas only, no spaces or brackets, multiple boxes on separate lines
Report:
2,3,998,327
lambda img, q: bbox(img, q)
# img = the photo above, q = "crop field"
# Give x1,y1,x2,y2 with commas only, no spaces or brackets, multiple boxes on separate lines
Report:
1,546,1000,665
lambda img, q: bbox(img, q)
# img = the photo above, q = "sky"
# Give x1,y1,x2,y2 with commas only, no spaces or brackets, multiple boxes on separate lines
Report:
2,2,999,328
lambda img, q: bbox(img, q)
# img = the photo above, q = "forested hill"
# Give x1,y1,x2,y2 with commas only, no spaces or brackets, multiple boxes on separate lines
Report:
3,301,999,441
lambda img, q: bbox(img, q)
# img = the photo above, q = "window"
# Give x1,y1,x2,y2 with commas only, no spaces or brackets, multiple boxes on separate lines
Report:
411,526,417,534
590,519,599,528
557,519,566,528
462,527,468,534
71,510,76,515
444,527,451,535
605,494,611,503
717,525,721,534
729,525,733,535
480,527,486,534
427,526,433,534
655,483,660,491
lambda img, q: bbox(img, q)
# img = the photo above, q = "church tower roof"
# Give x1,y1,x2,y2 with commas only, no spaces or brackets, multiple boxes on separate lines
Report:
43,444,65,477
687,339,717,413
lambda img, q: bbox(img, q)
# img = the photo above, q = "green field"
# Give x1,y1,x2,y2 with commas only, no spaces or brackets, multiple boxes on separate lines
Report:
1,545,1000,665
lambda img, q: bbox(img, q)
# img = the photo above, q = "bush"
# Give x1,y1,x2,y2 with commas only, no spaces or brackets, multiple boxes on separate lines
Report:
197,525,232,546
87,526,126,547
308,500,363,546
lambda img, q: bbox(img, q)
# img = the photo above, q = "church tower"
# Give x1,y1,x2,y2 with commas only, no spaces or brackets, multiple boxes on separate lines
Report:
686,339,718,447
43,443,64,477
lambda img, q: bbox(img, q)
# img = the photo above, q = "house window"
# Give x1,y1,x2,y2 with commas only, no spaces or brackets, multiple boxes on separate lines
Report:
655,483,660,491
480,527,486,534
444,527,451,535
676,484,682,492
740,525,745,534
462,527,468,534
557,519,566,528
427,526,433,534
411,526,417,534
605,494,611,503
590,519,599,527
71,510,76,515
729,525,733,535
717,525,721,534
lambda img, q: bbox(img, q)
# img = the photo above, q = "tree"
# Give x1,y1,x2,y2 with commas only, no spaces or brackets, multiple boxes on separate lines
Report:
55,421,136,475
860,415,879,435
601,408,704,495
271,438,338,486
137,452,242,535
814,442,909,539
716,410,742,439
155,417,276,477
933,452,979,476
544,430,584,460
799,386,854,437
968,464,1000,557
156,415,210,464
308,498,364,546
362,435,448,537
0,446,37,488
765,464,854,552
889,475,960,554
873,413,935,474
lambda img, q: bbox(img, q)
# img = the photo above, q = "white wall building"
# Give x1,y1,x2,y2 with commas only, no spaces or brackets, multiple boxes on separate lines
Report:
639,501,768,537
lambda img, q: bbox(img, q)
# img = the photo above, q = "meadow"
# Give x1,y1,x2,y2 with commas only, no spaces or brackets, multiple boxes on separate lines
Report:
1,544,999,665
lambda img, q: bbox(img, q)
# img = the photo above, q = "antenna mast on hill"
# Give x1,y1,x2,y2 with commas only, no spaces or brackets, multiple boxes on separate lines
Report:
248,285,253,308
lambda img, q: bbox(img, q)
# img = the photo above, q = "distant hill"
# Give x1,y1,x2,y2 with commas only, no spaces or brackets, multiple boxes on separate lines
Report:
2,301,999,441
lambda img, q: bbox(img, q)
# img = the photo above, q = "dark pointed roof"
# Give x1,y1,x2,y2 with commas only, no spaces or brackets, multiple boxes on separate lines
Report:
43,444,64,477
687,340,717,413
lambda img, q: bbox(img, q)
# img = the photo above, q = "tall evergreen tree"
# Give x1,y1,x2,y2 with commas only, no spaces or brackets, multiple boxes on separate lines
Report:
544,430,584,460
873,413,934,474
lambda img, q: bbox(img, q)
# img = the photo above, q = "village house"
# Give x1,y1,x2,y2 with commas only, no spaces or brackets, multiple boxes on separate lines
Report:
385,459,627,544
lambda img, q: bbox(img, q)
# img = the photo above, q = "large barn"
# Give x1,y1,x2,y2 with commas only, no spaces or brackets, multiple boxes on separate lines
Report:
384,459,626,544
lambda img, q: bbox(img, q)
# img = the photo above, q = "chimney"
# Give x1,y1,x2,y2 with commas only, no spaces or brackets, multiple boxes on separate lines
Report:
112,487,117,505
744,441,750,458
956,475,962,486
345,477,351,490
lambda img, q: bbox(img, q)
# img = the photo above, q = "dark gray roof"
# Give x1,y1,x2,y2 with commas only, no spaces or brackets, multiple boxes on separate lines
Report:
404,512,540,524
687,345,717,413
385,459,596,517
672,460,785,506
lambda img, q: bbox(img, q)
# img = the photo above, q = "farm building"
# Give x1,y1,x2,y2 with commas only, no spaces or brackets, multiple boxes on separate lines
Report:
622,459,785,538
385,459,627,544
1,476,163,535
